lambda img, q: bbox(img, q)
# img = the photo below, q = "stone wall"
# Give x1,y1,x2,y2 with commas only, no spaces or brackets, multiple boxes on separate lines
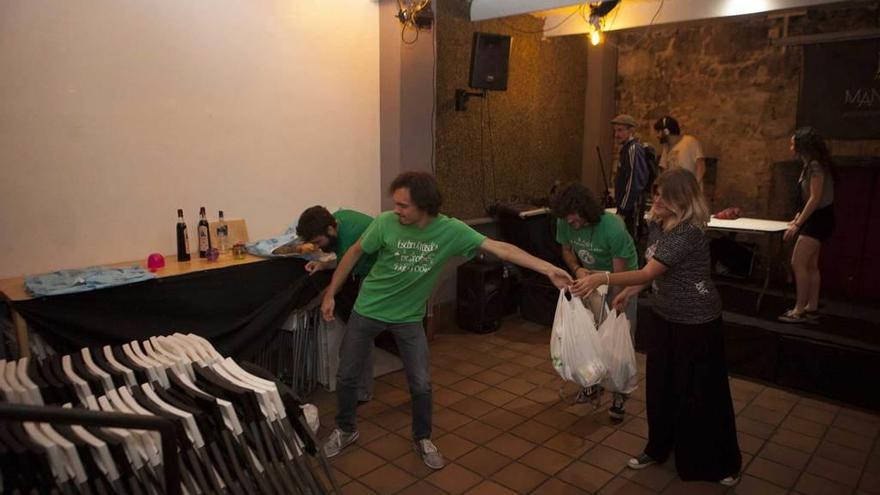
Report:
435,0,587,219
614,2,880,219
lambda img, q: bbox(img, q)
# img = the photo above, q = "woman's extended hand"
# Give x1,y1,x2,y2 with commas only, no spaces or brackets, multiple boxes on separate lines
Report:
612,286,639,311
570,272,605,298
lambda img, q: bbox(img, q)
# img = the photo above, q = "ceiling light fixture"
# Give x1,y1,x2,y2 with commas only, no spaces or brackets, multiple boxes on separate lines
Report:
586,0,620,46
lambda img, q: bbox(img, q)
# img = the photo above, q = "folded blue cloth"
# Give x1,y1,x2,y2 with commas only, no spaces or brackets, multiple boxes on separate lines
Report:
25,266,157,297
246,221,325,260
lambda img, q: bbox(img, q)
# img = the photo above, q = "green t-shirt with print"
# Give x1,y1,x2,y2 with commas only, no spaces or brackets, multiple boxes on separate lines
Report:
333,209,376,277
555,213,637,272
354,211,487,322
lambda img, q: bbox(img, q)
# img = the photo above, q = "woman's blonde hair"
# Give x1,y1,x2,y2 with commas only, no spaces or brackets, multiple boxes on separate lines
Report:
649,168,710,230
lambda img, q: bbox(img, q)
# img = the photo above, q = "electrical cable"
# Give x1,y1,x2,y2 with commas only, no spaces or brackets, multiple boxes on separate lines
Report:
618,0,666,49
430,4,437,175
485,90,498,204
479,91,488,212
497,2,588,35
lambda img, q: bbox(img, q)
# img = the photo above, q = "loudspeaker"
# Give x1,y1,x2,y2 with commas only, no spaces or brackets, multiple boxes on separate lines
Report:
518,271,558,327
456,259,509,333
469,32,511,91
493,203,564,267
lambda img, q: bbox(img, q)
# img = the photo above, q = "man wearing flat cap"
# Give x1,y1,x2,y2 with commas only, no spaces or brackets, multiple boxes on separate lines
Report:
611,114,650,242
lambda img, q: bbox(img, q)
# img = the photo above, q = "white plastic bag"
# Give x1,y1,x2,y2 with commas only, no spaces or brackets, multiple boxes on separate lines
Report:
597,308,639,394
550,289,607,387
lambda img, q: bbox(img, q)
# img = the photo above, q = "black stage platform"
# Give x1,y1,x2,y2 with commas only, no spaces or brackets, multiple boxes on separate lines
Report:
636,283,880,411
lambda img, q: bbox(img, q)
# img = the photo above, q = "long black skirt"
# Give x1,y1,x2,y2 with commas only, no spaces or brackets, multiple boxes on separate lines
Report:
643,315,742,481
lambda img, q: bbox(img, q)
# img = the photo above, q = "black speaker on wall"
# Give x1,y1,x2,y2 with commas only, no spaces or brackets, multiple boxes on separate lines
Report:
469,32,511,91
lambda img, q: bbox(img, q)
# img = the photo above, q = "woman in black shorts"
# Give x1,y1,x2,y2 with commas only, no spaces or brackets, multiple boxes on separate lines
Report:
779,127,835,323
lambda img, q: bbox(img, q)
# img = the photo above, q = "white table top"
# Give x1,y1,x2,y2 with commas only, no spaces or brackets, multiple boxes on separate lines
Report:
603,208,789,233
707,216,790,233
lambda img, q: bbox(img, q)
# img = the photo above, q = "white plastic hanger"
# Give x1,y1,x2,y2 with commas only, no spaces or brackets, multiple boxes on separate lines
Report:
171,362,244,436
155,336,198,381
140,383,205,450
122,342,162,386
142,339,186,379
105,387,162,466
0,359,8,401
102,345,137,387
38,421,88,486
186,334,224,362
210,362,277,422
4,361,24,403
61,354,93,404
170,333,213,365
81,348,114,392
97,395,147,471
60,403,121,483
128,341,169,389
220,358,287,420
16,358,45,405
23,421,70,484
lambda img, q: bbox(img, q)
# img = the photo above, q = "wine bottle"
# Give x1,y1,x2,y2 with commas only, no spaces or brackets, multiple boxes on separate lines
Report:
176,209,191,262
216,210,229,254
197,206,211,258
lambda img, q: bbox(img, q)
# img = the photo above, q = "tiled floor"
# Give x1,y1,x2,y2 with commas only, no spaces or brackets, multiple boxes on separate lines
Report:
309,317,880,494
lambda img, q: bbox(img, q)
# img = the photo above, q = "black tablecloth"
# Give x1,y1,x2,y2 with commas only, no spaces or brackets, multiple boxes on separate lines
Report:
12,258,330,361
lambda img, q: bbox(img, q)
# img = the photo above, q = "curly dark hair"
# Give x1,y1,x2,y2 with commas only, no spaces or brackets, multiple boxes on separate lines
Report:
550,183,604,225
389,171,443,216
793,126,833,172
296,205,336,240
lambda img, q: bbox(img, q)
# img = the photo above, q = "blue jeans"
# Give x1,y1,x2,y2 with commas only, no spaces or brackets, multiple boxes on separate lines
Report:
335,311,432,440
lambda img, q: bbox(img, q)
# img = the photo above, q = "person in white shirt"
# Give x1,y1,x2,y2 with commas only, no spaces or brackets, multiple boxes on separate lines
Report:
653,116,706,185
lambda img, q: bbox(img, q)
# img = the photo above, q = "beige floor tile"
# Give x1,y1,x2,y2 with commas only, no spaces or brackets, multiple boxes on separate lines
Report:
455,420,504,444
519,446,574,476
463,480,519,495
485,432,537,459
359,463,417,494
425,463,483,494
457,446,514,477
794,472,852,495
491,462,549,494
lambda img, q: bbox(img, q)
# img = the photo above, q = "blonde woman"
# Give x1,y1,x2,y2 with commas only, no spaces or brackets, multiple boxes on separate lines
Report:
572,168,741,485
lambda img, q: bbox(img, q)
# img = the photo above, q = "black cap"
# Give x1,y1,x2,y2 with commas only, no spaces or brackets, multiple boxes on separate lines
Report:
177,208,183,216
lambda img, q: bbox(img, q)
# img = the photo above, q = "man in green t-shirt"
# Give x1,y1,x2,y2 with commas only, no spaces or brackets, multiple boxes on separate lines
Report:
297,206,378,401
552,183,639,422
320,171,572,469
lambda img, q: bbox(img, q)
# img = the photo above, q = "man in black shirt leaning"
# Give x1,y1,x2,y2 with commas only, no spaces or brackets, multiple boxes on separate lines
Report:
612,114,650,243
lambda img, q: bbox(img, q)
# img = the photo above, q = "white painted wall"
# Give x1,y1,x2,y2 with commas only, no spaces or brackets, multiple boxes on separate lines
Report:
0,0,380,278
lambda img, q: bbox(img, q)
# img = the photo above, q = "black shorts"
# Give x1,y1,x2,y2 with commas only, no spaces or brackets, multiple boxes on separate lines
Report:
800,204,835,241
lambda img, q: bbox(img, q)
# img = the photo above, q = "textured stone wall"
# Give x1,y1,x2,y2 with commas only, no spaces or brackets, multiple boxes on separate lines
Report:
614,2,880,218
435,0,587,219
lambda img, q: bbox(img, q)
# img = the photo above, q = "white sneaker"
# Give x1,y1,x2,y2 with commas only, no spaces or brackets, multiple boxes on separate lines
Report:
719,474,740,486
323,428,359,458
627,453,657,470
414,439,445,470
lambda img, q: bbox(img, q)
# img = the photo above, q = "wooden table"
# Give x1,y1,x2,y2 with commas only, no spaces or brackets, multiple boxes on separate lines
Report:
0,253,270,358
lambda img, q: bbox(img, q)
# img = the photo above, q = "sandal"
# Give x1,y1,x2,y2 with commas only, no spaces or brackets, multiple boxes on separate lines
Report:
778,309,815,324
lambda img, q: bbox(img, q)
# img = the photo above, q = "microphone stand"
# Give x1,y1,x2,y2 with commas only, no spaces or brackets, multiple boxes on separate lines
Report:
596,146,615,208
